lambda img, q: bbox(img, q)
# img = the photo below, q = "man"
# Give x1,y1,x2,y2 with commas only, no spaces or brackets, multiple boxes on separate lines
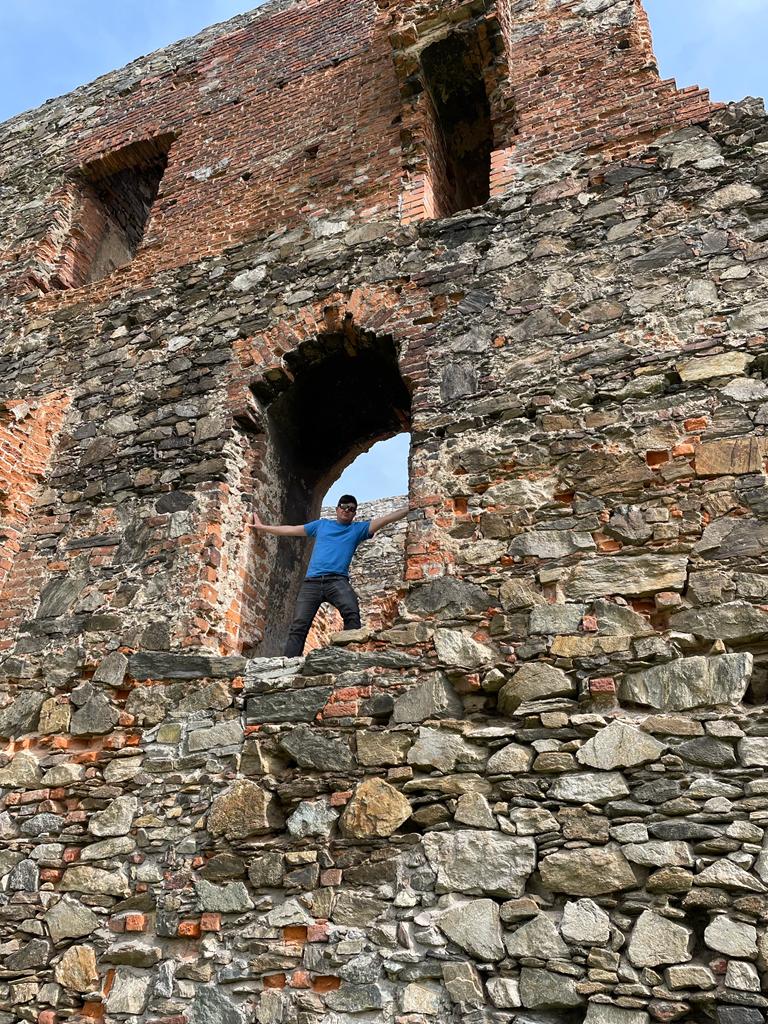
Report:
252,495,409,657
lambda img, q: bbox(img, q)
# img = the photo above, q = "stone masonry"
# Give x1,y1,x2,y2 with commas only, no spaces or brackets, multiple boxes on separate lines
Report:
0,1,767,1023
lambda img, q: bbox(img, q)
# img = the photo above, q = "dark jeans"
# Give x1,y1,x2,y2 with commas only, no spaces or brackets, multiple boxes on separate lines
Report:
284,574,361,657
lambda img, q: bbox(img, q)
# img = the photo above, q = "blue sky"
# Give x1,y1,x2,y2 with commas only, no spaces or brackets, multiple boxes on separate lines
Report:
1,0,766,502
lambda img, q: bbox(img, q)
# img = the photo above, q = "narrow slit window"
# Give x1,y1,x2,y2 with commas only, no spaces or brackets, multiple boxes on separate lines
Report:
53,133,176,289
419,28,493,217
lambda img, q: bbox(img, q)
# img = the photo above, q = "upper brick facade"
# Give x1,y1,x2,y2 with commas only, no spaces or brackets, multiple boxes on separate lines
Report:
1,0,711,304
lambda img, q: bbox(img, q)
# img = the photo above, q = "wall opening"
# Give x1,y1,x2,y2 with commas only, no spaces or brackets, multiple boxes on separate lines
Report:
419,27,493,216
249,328,412,656
52,133,176,289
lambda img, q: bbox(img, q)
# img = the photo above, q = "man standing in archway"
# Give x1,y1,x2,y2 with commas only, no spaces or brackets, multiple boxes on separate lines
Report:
252,495,409,657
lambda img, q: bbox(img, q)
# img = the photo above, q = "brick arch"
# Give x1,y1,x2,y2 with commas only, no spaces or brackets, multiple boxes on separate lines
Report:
220,285,434,656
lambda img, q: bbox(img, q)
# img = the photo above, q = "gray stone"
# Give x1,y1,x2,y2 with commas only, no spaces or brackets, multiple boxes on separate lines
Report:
36,577,84,617
88,795,138,837
487,742,534,774
207,779,285,840
103,756,143,783
666,964,716,990
248,853,284,888
93,651,128,687
106,970,152,1014
434,629,494,668
6,939,52,971
717,1010,765,1024
695,859,766,892
442,962,485,1007
585,1006,650,1024
676,735,736,768
605,508,653,544
506,913,569,959
8,859,39,891
677,351,752,381
510,529,595,559
408,727,486,772
325,984,385,1012
567,555,688,598
356,730,411,766
704,916,757,957
454,792,496,828
44,897,100,943
70,694,119,735
560,899,610,944
424,830,536,897
670,602,768,642
279,724,354,770
438,899,505,961
519,967,582,1009
81,836,135,861
20,813,65,836
287,799,339,838
738,737,768,766
498,663,575,713
576,720,665,769
392,673,463,723
487,976,521,1008
725,960,761,992
623,842,693,868
620,653,752,710
628,910,693,967
60,866,130,897
195,879,254,913
0,751,41,788
540,845,637,896
529,604,586,635
404,578,491,618
246,686,332,723
0,691,44,738
41,762,85,785
188,718,243,751
550,772,629,805
594,598,655,636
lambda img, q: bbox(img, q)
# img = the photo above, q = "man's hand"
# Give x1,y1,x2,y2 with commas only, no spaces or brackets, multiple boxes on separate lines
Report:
252,512,264,530
369,505,409,537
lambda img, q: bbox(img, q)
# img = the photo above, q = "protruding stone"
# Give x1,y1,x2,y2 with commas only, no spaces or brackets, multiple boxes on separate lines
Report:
584,1006,650,1024
487,742,534,774
438,899,505,961
696,859,766,892
60,866,130,897
106,970,152,1014
567,555,688,598
279,724,355,771
408,727,486,772
442,962,485,1007
434,629,494,668
44,897,100,943
506,913,569,959
560,899,610,944
392,673,463,723
519,967,582,1009
577,720,666,769
0,751,41,788
498,663,574,713
628,910,693,967
208,779,285,840
340,778,411,838
88,795,137,837
287,799,339,838
704,916,757,957
550,772,629,804
424,831,536,898
620,654,752,711
0,691,44,738
540,845,637,896
195,880,254,913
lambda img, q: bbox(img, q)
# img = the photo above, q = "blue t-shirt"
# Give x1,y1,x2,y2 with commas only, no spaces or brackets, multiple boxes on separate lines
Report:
304,519,372,578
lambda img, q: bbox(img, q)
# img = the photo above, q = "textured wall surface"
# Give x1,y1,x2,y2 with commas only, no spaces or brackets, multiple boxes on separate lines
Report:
0,1,768,1023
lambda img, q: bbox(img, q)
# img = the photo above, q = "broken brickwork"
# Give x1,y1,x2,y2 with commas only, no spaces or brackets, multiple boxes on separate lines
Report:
0,1,767,1023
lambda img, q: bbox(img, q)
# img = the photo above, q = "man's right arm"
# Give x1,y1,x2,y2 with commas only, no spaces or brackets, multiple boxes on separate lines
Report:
252,513,307,538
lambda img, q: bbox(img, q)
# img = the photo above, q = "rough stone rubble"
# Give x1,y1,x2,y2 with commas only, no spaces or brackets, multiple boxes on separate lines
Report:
0,0,767,1023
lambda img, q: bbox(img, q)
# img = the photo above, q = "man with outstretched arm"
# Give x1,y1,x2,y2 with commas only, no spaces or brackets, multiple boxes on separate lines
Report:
252,494,409,657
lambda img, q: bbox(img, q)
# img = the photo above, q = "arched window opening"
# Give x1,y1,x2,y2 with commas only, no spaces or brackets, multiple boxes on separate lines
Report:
420,27,494,216
304,435,411,653
249,329,412,656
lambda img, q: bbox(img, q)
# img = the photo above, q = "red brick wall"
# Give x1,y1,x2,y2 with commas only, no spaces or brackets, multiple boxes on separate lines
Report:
0,394,70,641
13,0,714,307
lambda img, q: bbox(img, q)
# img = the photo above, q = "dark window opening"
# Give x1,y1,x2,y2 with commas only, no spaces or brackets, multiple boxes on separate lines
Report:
419,27,494,216
52,133,175,289
250,329,412,656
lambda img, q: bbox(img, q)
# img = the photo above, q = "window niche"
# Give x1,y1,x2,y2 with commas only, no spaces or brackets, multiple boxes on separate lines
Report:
394,9,514,222
419,28,493,216
248,328,412,656
52,133,176,289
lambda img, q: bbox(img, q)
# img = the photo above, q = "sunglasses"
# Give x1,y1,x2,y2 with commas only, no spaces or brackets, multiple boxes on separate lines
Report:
337,504,357,512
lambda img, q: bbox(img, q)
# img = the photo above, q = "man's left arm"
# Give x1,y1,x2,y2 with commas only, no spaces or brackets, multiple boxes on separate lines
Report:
368,505,409,537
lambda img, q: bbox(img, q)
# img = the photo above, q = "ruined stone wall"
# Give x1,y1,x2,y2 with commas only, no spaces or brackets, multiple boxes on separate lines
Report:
0,0,768,1022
